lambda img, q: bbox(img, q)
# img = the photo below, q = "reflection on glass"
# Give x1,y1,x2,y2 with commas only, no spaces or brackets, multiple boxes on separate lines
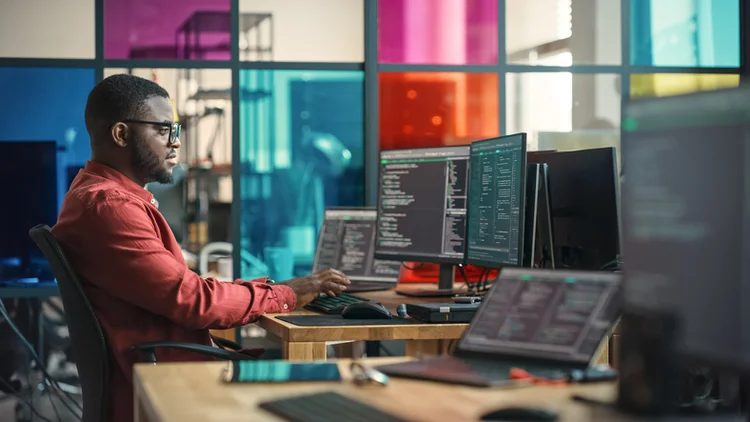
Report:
506,0,621,65
630,74,740,99
0,67,94,209
630,0,739,67
0,0,95,58
379,72,499,149
379,0,498,64
506,73,620,150
104,0,231,60
239,70,364,280
238,0,363,62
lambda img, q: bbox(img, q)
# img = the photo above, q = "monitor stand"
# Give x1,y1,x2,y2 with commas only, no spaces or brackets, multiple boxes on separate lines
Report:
395,263,463,298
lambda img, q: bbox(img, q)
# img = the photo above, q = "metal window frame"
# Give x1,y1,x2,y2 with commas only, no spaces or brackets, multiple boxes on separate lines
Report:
0,0,745,285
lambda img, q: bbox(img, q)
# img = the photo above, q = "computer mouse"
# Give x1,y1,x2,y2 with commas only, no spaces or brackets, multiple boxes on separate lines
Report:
480,407,558,421
341,302,393,319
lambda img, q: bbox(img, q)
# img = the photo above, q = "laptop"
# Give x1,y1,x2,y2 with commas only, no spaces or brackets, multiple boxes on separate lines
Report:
312,207,402,293
376,268,622,387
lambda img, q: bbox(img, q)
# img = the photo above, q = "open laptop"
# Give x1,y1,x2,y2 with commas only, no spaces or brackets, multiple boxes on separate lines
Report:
376,268,622,386
313,207,402,293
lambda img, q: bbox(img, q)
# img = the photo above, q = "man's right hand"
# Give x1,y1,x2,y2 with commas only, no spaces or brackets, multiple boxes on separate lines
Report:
284,268,351,308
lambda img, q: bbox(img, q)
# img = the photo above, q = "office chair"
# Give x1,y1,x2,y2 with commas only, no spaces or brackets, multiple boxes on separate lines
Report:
28,225,254,422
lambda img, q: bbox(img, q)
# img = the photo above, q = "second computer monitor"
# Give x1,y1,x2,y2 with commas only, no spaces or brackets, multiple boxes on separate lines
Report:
466,133,528,268
375,145,470,265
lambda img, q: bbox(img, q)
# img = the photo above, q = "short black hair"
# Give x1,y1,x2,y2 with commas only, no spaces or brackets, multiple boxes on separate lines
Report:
84,73,170,139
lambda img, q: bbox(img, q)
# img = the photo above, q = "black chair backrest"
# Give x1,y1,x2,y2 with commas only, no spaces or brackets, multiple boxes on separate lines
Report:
29,224,109,422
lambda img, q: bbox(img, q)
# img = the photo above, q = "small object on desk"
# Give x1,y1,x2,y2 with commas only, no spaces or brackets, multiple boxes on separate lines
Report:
395,288,461,298
222,360,341,383
350,362,390,386
453,295,482,304
396,303,408,317
405,302,479,323
341,302,392,319
480,406,559,421
568,366,617,383
258,391,408,422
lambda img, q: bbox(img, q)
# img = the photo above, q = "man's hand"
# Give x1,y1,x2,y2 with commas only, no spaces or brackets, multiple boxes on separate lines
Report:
284,268,351,308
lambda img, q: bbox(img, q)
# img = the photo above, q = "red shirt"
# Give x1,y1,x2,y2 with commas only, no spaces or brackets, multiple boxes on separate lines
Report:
52,161,296,422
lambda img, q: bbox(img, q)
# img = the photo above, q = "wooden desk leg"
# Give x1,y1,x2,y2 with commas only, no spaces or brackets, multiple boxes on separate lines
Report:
331,341,365,358
282,341,327,360
595,337,610,366
133,373,155,422
405,339,451,357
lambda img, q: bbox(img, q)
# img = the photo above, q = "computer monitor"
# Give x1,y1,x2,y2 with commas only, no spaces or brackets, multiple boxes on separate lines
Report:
0,141,58,281
527,147,621,271
313,207,401,289
375,145,470,290
621,86,750,372
466,133,528,270
524,163,555,269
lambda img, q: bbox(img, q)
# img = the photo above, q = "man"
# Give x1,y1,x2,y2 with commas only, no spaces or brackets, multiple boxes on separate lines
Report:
52,74,350,422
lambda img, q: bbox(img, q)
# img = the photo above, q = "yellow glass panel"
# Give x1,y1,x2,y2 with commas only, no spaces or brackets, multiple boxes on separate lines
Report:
630,74,739,99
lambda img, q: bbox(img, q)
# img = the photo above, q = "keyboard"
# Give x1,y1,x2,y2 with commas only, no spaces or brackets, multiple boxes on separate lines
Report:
304,293,370,314
259,391,407,422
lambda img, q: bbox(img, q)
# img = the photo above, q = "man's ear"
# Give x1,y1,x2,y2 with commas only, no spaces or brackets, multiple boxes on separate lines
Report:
111,122,129,148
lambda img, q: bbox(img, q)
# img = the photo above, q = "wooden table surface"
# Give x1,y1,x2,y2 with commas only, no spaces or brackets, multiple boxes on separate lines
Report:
134,357,625,422
256,284,471,360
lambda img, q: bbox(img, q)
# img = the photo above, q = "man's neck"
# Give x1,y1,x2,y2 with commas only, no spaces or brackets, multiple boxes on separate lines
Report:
91,157,147,188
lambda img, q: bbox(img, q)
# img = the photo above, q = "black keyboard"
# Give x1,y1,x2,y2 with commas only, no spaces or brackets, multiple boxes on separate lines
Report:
304,293,370,314
259,391,407,422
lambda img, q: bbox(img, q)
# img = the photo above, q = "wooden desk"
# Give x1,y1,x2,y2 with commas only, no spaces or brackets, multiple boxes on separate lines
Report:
133,358,620,422
256,285,469,360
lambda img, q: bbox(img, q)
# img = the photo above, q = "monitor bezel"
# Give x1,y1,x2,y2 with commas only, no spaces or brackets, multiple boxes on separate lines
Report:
373,145,471,265
464,133,528,269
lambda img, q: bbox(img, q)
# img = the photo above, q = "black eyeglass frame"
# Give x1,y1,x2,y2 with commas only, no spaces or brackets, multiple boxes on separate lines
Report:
120,119,182,145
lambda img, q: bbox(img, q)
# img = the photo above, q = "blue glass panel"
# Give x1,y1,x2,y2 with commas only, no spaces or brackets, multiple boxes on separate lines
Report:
0,67,95,210
239,70,365,280
631,0,740,67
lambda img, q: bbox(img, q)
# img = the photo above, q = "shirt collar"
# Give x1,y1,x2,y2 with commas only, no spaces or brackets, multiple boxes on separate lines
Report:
83,161,156,205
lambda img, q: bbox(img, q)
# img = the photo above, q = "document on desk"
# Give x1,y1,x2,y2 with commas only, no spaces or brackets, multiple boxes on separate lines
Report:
222,361,342,383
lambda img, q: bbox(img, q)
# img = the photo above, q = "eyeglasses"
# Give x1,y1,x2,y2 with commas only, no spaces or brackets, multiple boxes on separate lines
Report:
122,120,182,145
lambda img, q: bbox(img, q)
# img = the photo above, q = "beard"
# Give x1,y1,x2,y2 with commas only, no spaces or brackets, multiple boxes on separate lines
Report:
130,133,173,184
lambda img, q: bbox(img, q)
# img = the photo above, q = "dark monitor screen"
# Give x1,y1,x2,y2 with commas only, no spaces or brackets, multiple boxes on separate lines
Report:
313,208,401,283
527,148,620,271
375,146,470,264
0,141,58,279
458,268,622,364
622,86,750,370
466,133,527,268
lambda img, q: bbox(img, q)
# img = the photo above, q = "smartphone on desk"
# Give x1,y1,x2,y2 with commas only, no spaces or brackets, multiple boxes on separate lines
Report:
223,361,342,383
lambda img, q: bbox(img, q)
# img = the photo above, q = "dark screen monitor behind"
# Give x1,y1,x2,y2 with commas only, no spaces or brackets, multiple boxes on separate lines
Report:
621,86,750,372
313,207,401,291
466,133,528,270
374,145,470,292
527,147,620,271
524,163,555,269
0,141,58,281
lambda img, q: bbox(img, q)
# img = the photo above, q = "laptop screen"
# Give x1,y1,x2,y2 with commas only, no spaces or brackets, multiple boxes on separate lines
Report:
458,268,622,364
313,208,402,283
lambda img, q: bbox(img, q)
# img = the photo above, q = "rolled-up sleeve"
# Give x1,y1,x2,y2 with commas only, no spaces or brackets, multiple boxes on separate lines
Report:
75,194,296,330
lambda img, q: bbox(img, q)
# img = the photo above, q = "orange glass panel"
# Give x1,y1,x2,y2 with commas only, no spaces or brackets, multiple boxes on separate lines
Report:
379,72,499,150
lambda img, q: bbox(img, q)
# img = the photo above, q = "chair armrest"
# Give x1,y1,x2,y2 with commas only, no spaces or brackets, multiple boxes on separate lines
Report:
132,342,255,363
211,335,243,351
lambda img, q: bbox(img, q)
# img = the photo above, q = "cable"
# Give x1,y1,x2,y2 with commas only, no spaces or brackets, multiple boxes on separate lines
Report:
0,376,55,422
0,300,82,419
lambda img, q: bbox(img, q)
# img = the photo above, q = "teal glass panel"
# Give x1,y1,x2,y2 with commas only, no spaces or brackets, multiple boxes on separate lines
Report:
239,70,365,280
630,0,740,67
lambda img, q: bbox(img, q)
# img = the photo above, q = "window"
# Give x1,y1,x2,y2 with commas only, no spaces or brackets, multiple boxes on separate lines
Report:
506,73,620,153
630,74,740,99
0,67,95,208
379,0,498,64
630,0,740,67
104,0,231,60
0,0,95,58
238,0,363,62
379,72,499,150
238,70,364,279
506,0,621,65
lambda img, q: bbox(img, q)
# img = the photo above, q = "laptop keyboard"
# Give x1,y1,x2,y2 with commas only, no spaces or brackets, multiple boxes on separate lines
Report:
305,293,371,314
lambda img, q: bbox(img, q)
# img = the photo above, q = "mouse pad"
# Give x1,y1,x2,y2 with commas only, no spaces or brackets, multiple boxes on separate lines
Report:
276,315,422,326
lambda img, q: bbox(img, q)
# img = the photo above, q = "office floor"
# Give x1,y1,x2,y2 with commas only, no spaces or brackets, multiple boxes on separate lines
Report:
0,391,83,422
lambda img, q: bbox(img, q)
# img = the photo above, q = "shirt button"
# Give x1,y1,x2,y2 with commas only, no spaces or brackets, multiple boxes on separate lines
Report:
150,198,156,204
283,304,289,310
